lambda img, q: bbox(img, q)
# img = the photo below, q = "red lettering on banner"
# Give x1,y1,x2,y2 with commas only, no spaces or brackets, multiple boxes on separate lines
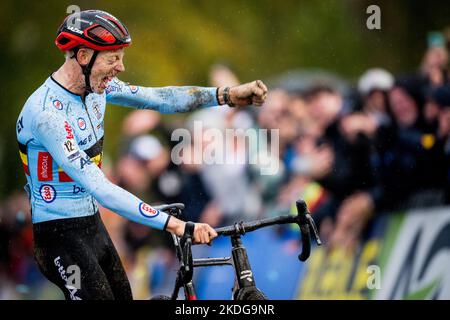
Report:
37,152,53,181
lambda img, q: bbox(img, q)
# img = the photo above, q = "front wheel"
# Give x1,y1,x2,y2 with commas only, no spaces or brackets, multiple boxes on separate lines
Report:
235,288,268,300
150,294,172,300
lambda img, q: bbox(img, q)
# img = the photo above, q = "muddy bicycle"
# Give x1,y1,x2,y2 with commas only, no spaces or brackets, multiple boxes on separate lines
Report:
152,199,322,300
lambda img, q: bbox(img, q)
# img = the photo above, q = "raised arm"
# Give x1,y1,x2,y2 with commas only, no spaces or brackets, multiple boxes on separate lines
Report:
105,78,268,113
105,78,219,113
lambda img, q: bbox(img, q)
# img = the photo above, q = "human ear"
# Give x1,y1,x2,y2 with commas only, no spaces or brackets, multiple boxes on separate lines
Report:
76,48,94,66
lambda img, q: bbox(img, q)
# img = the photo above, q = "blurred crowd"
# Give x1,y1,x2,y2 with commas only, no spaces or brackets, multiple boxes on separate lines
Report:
1,32,450,299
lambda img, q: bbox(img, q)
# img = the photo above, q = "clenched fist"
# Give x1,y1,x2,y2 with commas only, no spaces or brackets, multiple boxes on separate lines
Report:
219,80,268,107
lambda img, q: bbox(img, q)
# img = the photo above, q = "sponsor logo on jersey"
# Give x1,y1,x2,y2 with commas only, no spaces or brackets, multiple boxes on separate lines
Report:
68,150,81,162
73,185,86,194
53,100,63,110
62,121,80,161
129,85,139,94
139,202,160,218
37,152,53,181
78,134,93,146
40,184,56,203
92,104,102,120
64,121,74,139
105,84,121,94
77,117,86,130
80,155,93,170
17,116,24,134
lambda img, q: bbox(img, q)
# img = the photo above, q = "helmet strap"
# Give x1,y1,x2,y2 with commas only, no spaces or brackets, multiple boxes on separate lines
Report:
74,49,99,97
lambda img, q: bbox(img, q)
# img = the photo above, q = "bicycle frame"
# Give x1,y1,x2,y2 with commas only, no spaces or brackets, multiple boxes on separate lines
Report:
169,232,262,300
161,199,322,300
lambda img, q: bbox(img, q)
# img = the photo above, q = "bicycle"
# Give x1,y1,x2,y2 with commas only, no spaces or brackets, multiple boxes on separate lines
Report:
151,199,322,300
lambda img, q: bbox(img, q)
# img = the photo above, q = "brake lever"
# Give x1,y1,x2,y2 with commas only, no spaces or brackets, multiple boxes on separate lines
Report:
179,222,195,282
306,213,322,246
295,199,322,261
182,238,192,272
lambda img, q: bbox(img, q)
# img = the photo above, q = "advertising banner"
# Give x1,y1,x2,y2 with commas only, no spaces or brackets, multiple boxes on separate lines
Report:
296,207,450,300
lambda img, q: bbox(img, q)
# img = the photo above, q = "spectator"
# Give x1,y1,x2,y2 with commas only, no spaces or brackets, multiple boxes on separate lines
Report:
367,77,447,212
358,68,394,126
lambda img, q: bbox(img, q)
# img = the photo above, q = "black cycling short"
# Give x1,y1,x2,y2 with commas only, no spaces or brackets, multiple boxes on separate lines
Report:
33,212,133,300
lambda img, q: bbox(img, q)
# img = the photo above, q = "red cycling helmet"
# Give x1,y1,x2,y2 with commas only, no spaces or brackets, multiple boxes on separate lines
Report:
55,10,131,94
55,9,131,51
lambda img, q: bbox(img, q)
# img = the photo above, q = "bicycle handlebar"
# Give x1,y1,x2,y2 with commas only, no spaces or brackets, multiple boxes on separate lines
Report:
159,199,322,262
214,199,322,261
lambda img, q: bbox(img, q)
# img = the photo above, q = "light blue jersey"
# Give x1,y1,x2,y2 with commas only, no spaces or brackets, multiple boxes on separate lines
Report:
16,76,218,229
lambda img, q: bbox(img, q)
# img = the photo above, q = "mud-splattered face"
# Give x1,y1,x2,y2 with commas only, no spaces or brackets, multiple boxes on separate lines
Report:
90,49,126,94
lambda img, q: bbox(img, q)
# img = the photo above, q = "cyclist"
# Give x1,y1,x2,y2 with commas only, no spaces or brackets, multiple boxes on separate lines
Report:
16,9,268,300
